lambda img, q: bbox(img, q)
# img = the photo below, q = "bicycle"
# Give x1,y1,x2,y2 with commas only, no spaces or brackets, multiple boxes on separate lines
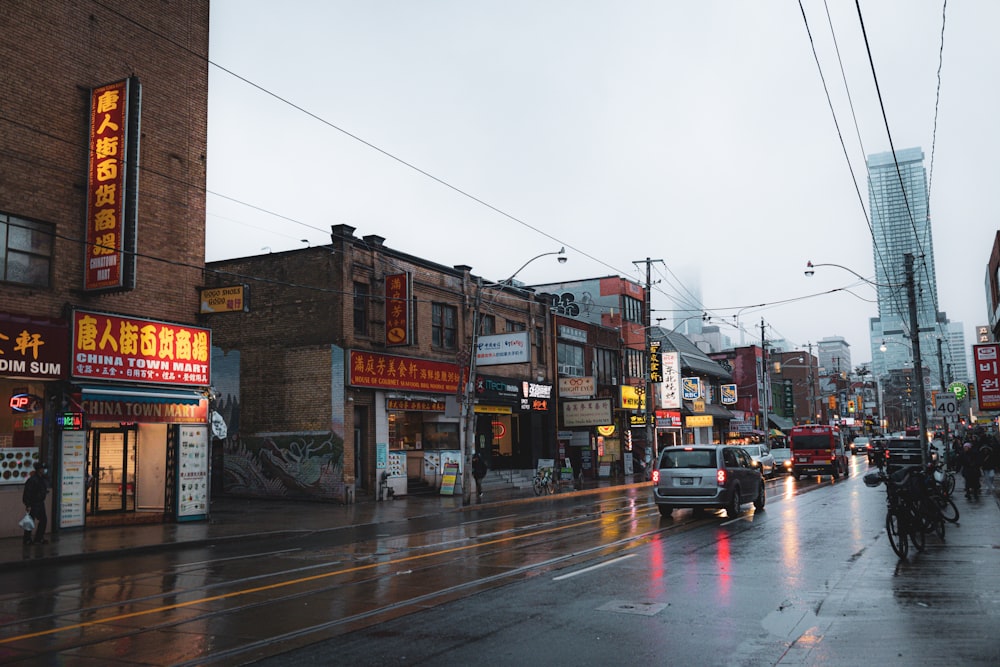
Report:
532,467,555,496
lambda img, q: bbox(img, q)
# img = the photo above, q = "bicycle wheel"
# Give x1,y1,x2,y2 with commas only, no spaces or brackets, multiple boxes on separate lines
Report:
909,508,926,552
943,473,956,497
886,510,909,559
532,476,544,496
934,493,959,523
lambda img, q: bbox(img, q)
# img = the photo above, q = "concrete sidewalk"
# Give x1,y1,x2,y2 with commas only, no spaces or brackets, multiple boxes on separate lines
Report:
2,477,647,571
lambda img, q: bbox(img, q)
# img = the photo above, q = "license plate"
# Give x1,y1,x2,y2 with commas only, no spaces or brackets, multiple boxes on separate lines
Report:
798,457,808,462
679,477,694,485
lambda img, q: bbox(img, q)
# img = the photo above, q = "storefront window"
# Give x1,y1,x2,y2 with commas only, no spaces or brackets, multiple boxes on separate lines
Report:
388,411,459,450
0,378,45,485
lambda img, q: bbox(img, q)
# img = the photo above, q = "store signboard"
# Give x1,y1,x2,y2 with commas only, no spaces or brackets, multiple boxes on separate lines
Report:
72,310,211,386
84,77,140,292
476,332,530,365
563,399,612,427
177,425,209,520
349,350,460,393
384,272,412,346
658,352,681,409
59,431,87,528
0,311,69,379
973,344,1000,411
559,376,595,398
199,285,247,314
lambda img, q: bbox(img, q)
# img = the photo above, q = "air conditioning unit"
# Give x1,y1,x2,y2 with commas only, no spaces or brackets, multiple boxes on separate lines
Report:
611,376,618,385
558,364,581,377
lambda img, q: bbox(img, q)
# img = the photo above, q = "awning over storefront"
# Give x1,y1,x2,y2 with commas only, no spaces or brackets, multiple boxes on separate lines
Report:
681,403,735,419
79,385,207,423
768,413,794,432
81,385,205,405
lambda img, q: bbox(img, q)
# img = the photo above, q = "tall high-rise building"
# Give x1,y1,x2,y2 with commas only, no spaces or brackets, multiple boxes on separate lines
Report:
867,147,968,392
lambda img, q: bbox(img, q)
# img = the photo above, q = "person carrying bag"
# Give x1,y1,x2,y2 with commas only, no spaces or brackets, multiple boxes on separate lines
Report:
22,461,49,545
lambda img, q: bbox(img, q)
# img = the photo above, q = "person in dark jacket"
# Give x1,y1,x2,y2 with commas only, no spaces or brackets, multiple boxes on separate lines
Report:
22,461,49,544
960,442,981,500
472,452,488,498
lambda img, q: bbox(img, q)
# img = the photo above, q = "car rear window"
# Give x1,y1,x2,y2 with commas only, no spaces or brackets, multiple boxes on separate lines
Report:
792,435,831,450
660,449,715,469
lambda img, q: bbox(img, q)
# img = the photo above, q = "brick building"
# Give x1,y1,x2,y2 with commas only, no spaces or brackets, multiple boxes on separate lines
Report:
1,2,210,535
205,225,557,502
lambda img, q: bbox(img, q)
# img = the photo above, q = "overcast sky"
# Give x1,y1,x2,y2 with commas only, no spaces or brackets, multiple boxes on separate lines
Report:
205,1,1000,371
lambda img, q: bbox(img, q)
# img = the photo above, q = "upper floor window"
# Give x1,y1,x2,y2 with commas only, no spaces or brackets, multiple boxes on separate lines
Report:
479,314,496,336
557,343,585,376
624,348,645,380
506,320,527,332
353,281,369,336
595,347,619,384
1,213,53,287
623,296,644,324
432,303,457,349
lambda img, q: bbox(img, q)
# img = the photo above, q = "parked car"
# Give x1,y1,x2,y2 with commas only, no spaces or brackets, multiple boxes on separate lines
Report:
651,444,766,518
850,436,870,456
741,443,776,478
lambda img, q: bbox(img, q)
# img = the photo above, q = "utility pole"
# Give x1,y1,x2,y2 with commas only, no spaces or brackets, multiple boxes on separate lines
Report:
760,318,769,442
806,342,815,424
460,278,483,506
632,257,663,466
905,253,929,466
937,336,950,443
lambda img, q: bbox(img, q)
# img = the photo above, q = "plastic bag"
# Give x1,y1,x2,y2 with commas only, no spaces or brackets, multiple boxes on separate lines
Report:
19,512,35,532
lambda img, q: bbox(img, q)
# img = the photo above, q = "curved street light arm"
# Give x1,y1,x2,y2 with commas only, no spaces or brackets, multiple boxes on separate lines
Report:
803,261,904,288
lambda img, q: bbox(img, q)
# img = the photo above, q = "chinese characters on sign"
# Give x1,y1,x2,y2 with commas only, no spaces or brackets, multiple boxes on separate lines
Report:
384,272,411,346
0,312,68,379
72,310,211,386
349,350,460,394
85,78,139,292
562,399,612,427
648,341,662,383
657,351,681,409
973,344,1000,411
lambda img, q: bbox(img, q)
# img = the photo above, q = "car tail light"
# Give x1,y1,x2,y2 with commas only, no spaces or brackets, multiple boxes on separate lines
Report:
717,469,726,486
651,469,660,484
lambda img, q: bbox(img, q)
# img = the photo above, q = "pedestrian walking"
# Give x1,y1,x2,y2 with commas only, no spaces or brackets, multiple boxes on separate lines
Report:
960,442,982,500
472,452,488,498
22,461,49,545
980,441,996,493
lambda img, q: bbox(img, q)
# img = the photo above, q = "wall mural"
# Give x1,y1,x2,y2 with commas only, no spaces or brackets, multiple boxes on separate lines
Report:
211,345,347,501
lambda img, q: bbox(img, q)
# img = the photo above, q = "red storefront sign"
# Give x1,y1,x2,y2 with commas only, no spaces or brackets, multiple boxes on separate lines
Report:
384,272,411,346
81,396,208,424
85,78,139,292
0,311,68,379
973,344,1000,411
72,310,211,386
349,350,459,394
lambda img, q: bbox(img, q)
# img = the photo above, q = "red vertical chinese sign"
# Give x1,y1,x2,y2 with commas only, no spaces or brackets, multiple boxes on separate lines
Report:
384,272,411,346
85,78,140,292
974,344,1000,412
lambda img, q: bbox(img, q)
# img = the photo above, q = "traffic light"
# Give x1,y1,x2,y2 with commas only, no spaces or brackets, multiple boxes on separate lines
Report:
848,400,855,413
968,383,977,400
828,395,837,409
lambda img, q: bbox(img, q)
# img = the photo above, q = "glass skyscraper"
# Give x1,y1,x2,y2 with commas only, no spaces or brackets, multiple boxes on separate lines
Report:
867,147,967,390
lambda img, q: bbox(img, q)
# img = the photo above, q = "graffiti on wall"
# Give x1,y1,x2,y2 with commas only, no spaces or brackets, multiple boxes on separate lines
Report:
224,432,344,500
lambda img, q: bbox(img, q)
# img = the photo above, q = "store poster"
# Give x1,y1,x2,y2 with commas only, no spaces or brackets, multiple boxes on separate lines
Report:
59,431,87,528
177,425,209,520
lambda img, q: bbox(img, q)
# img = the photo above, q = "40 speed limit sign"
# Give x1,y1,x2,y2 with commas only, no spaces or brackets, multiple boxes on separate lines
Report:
935,392,958,416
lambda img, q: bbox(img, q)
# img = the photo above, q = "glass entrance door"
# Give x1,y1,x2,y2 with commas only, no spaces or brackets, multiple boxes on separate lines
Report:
87,426,138,514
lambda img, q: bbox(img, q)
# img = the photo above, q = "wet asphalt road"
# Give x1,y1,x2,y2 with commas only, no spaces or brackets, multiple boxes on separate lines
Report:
1,456,997,666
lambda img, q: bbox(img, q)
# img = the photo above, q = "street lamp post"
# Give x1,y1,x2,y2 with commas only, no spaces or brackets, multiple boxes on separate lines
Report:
461,248,567,505
806,256,928,465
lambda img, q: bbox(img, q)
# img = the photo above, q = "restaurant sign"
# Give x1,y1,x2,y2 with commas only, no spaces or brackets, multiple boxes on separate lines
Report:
0,311,68,380
349,350,460,394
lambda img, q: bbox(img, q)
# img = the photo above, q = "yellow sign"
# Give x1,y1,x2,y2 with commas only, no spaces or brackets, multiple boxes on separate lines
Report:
686,415,713,428
693,399,706,413
597,425,616,436
474,405,513,414
620,385,646,411
199,285,247,313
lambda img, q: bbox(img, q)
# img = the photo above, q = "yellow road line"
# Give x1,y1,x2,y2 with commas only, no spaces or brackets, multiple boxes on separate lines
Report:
1,515,608,645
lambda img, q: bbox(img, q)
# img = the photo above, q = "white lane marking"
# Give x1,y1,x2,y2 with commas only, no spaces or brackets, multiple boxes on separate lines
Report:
461,513,518,525
552,554,636,581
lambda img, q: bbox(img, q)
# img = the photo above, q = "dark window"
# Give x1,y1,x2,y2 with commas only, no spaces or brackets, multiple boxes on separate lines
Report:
353,281,369,336
624,348,645,379
506,320,527,332
432,303,457,349
557,343,585,376
535,327,545,364
623,296,644,324
480,314,496,336
595,348,619,384
1,213,53,287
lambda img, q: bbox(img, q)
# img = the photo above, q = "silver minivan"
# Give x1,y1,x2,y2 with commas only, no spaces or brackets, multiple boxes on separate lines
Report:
651,445,766,518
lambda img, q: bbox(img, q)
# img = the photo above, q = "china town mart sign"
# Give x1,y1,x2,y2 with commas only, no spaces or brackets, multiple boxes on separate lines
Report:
72,310,210,386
